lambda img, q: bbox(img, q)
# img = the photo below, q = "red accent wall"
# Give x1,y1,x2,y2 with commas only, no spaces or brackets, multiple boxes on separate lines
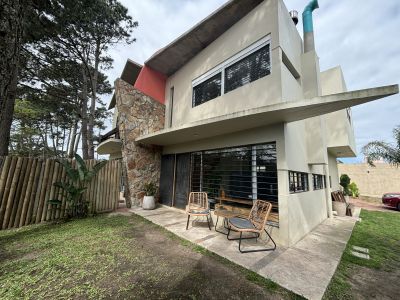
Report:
134,65,167,104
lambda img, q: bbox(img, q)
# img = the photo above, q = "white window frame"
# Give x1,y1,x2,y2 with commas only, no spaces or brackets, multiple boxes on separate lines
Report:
192,34,271,104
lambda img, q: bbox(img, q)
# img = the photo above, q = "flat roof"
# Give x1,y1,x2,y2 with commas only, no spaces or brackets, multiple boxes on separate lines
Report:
136,85,399,146
145,0,264,76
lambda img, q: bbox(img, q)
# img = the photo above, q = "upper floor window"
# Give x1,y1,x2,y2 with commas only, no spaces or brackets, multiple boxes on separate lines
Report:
192,73,221,107
192,36,271,107
224,44,270,93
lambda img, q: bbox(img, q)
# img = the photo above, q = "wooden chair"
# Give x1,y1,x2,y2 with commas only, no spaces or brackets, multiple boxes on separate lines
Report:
185,192,211,230
227,200,276,253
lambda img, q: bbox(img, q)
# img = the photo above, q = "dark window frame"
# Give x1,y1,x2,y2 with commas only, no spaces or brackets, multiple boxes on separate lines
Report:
169,86,174,127
289,171,309,193
224,44,271,94
192,72,222,107
312,174,325,190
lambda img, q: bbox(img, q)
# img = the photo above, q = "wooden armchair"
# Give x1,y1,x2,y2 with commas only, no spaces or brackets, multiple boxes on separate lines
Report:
227,200,276,253
185,192,211,230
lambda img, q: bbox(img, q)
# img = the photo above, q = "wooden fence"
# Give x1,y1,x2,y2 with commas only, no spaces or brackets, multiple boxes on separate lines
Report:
0,156,121,230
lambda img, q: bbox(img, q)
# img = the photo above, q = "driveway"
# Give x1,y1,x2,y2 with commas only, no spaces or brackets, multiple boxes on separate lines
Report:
349,197,399,213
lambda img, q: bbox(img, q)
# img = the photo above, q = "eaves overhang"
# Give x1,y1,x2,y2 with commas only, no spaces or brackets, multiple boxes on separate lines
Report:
145,0,264,76
108,59,142,109
136,84,399,146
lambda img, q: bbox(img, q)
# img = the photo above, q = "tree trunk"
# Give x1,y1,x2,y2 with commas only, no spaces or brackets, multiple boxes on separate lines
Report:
80,66,89,159
68,121,78,158
0,1,25,156
87,41,100,159
74,129,81,154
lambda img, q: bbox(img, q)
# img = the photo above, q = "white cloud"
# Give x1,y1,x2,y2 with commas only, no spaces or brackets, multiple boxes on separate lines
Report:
105,0,400,163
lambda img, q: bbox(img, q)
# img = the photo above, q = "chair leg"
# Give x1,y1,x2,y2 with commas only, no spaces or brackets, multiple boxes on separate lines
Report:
237,229,276,253
206,215,211,230
186,215,190,230
214,216,219,231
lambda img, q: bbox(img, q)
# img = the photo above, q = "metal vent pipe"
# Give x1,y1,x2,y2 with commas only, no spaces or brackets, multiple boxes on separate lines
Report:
302,0,319,53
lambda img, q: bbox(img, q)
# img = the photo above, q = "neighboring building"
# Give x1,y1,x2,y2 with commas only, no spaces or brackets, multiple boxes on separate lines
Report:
338,163,400,198
97,0,398,246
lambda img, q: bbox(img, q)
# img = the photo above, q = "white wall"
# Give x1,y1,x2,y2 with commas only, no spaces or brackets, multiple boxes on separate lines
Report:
165,0,284,127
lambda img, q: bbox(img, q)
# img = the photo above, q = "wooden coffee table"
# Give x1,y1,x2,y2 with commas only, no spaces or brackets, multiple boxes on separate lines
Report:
214,209,239,234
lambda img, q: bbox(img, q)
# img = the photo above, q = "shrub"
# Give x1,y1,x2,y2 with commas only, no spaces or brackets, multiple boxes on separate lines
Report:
48,154,107,218
348,182,360,197
340,174,351,196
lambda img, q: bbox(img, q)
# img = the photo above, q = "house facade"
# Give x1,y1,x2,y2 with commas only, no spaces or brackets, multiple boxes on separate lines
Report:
97,0,398,246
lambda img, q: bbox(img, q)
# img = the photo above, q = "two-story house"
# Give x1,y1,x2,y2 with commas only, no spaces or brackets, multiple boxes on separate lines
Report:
97,0,398,246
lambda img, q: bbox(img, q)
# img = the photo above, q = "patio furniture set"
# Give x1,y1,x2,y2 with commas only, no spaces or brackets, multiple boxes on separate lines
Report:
185,192,276,253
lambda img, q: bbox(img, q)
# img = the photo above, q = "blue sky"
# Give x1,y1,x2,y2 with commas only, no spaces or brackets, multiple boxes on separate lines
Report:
105,0,400,163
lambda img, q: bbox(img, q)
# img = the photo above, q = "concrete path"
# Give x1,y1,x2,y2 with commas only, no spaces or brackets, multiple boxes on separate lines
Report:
130,205,357,300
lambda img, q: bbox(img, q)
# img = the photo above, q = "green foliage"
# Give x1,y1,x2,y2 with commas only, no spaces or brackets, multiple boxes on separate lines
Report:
340,174,351,196
143,182,157,196
324,210,400,299
49,154,107,218
348,182,359,197
362,125,400,167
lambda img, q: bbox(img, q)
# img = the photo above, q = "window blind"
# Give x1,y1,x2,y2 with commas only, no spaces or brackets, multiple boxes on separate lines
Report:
224,44,271,94
192,72,221,107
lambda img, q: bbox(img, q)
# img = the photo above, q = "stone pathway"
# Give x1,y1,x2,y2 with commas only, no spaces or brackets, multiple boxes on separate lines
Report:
130,205,357,300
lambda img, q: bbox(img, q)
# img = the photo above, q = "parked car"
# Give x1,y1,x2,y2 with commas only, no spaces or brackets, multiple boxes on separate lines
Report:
382,193,400,211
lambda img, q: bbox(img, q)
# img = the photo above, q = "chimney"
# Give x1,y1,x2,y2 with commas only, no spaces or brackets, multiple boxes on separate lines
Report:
302,0,319,53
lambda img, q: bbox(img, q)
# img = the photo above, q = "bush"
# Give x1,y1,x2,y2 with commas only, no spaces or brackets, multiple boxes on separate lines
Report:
340,174,351,196
348,182,360,197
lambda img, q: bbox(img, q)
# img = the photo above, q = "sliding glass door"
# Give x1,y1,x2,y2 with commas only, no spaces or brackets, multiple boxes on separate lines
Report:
191,142,278,211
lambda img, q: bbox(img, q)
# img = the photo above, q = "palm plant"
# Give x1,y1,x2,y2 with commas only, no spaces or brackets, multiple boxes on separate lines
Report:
49,154,107,218
362,125,400,167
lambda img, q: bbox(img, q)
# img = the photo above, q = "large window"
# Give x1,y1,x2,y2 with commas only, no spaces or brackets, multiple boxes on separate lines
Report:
192,36,271,107
191,142,278,210
224,44,270,93
289,171,309,193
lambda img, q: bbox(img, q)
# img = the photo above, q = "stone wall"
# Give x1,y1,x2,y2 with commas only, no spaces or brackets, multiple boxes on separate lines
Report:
115,79,165,206
338,163,400,197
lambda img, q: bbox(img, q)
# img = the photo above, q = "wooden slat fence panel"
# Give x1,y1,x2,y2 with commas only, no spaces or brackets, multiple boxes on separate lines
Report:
0,156,121,230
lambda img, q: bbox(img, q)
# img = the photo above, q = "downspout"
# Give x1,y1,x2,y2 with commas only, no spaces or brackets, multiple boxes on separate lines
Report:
302,0,319,53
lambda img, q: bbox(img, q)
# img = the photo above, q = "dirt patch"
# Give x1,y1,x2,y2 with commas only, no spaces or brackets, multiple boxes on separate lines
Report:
112,217,290,299
0,215,298,300
347,264,400,299
349,197,399,213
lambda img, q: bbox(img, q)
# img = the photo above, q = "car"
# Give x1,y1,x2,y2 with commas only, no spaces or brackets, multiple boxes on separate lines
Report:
382,193,400,211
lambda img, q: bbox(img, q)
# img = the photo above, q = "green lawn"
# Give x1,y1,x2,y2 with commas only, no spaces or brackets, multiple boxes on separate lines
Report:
324,210,400,299
0,213,302,300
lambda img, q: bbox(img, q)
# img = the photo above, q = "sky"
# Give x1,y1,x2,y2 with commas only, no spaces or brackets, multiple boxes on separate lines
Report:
103,0,400,163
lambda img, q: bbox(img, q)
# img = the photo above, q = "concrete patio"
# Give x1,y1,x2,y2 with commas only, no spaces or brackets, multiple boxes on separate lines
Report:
130,205,359,300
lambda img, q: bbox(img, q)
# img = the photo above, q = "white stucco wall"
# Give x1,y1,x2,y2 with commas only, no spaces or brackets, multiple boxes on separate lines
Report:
165,0,289,128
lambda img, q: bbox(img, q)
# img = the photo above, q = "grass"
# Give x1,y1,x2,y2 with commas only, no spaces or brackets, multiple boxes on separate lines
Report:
323,210,400,299
0,213,302,300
